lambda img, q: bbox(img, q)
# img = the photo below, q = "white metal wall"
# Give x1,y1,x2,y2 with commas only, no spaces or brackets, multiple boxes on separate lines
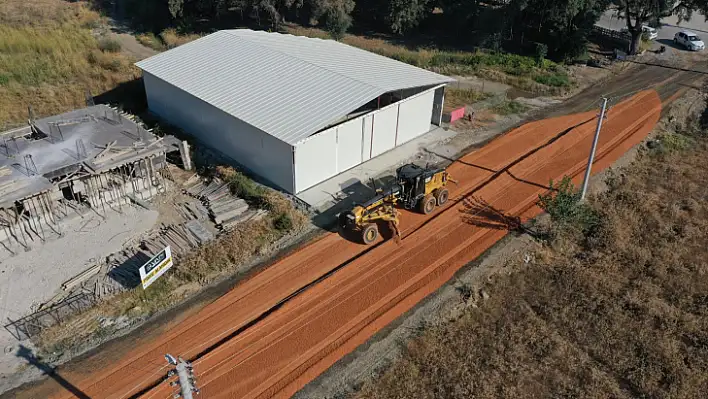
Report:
397,89,435,144
294,86,442,193
337,118,363,171
370,106,398,158
143,73,296,192
362,115,373,162
293,127,338,193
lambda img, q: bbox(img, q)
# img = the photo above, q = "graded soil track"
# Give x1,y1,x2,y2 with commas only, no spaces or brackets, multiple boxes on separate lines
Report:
41,90,661,399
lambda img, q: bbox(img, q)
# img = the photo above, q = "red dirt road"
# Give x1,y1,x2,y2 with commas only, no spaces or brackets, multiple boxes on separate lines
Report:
50,91,661,399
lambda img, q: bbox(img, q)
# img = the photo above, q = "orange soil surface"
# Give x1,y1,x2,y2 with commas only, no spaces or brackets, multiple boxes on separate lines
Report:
51,91,661,399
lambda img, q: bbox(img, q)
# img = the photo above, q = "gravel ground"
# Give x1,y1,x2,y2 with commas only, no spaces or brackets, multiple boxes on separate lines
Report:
0,206,158,381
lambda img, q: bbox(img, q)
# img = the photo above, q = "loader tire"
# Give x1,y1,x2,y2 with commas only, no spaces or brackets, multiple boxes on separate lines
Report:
361,223,379,245
419,194,436,215
435,188,449,206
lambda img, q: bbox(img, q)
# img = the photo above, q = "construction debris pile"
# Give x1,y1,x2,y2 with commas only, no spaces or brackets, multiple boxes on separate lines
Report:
0,105,271,342
185,177,267,231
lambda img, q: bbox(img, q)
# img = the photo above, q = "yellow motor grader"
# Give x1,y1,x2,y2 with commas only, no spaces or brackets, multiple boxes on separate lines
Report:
338,164,452,245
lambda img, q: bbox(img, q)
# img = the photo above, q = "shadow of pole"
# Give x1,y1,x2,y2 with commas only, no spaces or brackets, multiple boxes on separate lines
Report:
423,149,553,191
627,60,708,75
16,345,90,399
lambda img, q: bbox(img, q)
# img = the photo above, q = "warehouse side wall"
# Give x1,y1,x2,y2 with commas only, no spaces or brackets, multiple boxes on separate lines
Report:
294,85,443,193
143,73,295,193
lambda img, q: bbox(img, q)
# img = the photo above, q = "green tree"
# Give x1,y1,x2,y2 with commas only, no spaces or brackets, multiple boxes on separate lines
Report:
537,176,599,233
325,4,353,39
312,0,354,39
387,0,433,34
168,0,184,19
508,0,608,60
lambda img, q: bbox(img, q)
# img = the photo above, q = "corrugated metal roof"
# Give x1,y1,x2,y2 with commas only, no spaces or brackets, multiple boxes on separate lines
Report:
136,29,452,146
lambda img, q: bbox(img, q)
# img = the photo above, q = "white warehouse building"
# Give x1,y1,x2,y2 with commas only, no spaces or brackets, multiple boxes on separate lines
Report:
136,29,453,194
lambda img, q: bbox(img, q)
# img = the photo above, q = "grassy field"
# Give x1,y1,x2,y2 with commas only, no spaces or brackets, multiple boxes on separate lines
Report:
356,98,708,398
0,0,139,130
285,25,571,94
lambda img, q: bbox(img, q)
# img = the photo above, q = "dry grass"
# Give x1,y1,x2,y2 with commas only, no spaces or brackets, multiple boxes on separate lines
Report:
0,0,138,130
136,29,201,52
284,25,570,94
444,87,491,111
136,32,166,51
159,28,202,49
357,116,708,397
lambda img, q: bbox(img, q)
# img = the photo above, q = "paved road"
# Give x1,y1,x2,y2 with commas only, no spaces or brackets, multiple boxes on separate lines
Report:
597,9,708,42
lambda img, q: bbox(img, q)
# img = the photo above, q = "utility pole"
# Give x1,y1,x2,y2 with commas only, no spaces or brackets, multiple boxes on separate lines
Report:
165,354,200,398
580,97,608,200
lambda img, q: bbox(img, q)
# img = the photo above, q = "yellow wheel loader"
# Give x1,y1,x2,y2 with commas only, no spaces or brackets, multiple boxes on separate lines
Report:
338,164,452,245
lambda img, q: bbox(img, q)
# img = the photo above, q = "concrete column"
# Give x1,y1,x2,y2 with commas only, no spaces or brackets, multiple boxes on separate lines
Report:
179,141,193,171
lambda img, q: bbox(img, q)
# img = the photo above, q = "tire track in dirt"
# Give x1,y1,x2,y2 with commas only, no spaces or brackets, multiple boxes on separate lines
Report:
133,91,661,399
48,111,603,399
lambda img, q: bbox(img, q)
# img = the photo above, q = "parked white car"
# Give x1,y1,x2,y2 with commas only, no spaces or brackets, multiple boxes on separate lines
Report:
620,25,658,40
674,30,705,51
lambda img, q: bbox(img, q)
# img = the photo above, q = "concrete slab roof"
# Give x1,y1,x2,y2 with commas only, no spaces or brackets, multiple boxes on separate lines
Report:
0,105,172,207
135,29,453,146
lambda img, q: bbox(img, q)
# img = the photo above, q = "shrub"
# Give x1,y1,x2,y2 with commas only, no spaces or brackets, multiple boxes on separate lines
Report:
273,212,293,232
655,133,694,153
537,176,599,233
98,37,122,53
159,28,200,49
534,72,570,87
535,43,548,67
492,100,528,115
87,50,124,71
224,171,268,208
136,33,165,51
0,74,9,86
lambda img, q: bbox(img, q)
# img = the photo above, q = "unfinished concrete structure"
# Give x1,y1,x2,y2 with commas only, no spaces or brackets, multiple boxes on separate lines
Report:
0,105,180,250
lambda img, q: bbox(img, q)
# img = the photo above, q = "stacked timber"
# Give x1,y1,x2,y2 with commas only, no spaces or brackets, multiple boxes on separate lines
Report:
221,209,268,231
174,201,209,221
184,178,258,231
142,223,204,256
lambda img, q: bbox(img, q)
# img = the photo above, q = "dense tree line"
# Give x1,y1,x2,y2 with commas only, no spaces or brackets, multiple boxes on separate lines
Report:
98,0,708,58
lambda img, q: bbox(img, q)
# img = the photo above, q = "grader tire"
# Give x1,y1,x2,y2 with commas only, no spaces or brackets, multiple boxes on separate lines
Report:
419,194,436,215
361,223,379,245
435,188,449,206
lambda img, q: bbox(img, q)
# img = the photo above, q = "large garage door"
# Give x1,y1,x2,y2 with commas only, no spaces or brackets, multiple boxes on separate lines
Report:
294,127,337,192
370,106,398,157
337,118,363,172
396,89,435,145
